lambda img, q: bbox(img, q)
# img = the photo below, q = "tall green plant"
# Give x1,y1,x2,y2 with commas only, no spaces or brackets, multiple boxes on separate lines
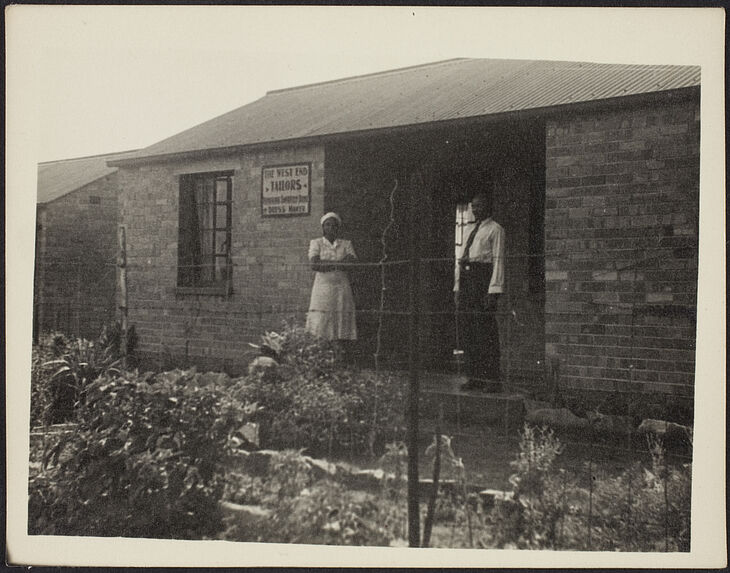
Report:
98,321,138,365
487,423,568,549
509,424,564,496
31,323,136,426
30,333,69,427
29,368,256,539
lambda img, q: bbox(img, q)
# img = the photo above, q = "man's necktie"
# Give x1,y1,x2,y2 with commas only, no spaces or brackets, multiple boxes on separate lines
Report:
462,220,482,261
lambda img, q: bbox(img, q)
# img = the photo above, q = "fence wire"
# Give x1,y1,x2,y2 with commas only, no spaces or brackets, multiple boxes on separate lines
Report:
33,242,696,551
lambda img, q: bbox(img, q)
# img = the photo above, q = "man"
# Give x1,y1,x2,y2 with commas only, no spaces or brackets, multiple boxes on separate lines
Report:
454,192,505,392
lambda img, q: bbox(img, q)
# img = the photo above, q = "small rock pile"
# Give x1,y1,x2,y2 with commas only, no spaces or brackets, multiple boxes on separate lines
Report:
523,399,692,444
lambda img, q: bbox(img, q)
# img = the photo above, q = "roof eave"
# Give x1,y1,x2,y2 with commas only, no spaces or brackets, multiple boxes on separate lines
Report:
36,171,119,205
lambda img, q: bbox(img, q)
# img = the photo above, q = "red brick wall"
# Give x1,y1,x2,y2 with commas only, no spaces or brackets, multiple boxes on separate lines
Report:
118,146,324,372
34,174,119,339
545,94,700,398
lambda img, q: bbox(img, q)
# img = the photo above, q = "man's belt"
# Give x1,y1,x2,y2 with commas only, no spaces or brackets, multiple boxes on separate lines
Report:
460,260,493,272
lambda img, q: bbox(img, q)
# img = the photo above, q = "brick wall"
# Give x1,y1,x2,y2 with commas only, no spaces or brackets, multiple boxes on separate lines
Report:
545,94,700,399
34,174,119,339
118,146,324,372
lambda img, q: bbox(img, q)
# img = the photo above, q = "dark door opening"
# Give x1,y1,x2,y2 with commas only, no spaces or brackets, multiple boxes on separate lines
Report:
325,118,546,382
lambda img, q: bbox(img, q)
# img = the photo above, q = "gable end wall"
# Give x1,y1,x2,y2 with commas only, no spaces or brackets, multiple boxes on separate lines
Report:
34,174,119,339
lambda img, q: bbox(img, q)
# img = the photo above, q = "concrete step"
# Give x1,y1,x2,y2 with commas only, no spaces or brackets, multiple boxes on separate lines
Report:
418,372,526,434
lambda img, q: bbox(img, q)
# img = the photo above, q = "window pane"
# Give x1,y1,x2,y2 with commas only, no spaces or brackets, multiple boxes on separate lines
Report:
194,180,205,204
216,231,229,255
197,200,213,233
216,204,229,229
200,260,215,284
199,229,214,258
215,255,229,283
198,178,216,203
216,178,229,202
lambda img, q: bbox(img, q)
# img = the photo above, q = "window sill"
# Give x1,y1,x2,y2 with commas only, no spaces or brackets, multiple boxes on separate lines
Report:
176,286,232,297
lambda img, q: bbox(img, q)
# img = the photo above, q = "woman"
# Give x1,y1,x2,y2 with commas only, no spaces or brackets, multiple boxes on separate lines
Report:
306,212,357,343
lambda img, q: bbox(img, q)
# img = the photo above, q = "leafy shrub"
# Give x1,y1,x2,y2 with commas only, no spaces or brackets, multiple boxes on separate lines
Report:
331,368,406,455
589,436,692,551
32,332,122,426
238,323,405,457
509,424,564,497
483,424,565,549
278,324,344,375
485,424,692,551
221,449,405,546
28,368,256,539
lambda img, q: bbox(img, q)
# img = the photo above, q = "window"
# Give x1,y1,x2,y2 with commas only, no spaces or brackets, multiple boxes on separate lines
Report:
177,172,233,292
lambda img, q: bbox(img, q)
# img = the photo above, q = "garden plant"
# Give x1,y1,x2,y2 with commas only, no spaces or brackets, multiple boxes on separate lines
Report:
29,325,691,550
29,368,257,539
235,322,406,458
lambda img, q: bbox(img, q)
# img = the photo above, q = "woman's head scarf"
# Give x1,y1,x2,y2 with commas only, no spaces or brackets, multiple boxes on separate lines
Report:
320,212,342,226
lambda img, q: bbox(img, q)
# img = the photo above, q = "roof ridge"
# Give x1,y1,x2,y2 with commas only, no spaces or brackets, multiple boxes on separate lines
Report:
264,58,696,96
266,58,471,95
39,148,139,166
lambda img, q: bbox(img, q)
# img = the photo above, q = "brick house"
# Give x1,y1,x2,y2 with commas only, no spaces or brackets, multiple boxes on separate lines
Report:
34,151,135,340
109,58,700,402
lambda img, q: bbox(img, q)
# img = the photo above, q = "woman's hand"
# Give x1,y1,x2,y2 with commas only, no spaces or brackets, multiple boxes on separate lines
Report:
335,254,356,271
311,255,353,273
311,256,333,273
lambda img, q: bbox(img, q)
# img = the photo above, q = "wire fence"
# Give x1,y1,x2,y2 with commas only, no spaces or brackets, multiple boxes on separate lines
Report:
33,248,697,405
32,242,696,550
33,247,697,392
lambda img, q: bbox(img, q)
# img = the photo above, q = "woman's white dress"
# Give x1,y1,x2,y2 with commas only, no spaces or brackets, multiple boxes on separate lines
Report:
306,237,357,340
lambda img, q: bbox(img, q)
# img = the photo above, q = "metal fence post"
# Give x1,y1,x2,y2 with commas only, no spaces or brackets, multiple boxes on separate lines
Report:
75,262,82,336
664,458,669,551
406,178,421,548
587,423,594,550
117,225,128,370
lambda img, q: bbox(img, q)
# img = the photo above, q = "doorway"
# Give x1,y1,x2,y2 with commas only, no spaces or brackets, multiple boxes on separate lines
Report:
325,118,546,382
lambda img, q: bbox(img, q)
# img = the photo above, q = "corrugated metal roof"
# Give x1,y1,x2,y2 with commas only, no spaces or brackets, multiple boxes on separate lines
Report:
118,58,700,163
37,150,137,204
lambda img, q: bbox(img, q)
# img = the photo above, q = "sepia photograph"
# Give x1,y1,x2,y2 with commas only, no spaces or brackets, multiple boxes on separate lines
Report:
5,5,726,568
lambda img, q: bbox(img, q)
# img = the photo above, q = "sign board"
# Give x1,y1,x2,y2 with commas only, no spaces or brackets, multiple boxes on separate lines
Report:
261,163,311,216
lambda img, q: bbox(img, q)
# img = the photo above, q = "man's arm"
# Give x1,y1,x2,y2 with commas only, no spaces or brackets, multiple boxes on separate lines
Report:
453,260,461,307
488,225,505,294
484,225,505,311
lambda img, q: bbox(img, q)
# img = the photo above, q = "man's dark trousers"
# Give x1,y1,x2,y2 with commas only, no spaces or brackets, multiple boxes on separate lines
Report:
458,261,501,389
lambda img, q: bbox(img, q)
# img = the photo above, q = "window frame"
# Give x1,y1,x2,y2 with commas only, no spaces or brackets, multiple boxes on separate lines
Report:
176,170,234,296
